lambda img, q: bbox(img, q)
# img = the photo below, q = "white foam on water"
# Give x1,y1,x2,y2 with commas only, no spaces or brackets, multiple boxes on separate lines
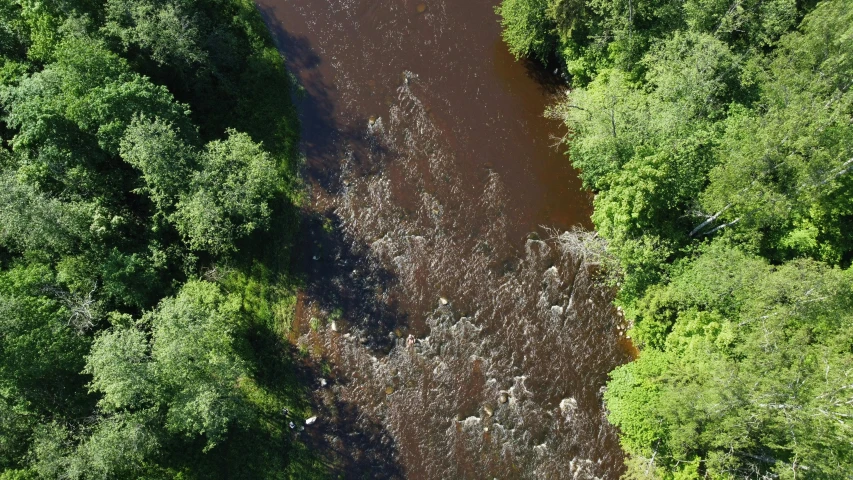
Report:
296,73,627,478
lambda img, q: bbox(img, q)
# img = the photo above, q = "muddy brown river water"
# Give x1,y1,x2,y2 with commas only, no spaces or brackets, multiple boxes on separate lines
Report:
255,0,635,478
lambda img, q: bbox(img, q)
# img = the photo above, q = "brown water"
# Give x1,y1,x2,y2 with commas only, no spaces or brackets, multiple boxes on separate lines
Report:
256,0,633,478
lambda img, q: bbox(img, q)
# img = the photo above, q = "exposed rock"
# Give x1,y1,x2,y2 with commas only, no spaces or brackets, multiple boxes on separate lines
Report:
483,405,493,417
305,416,317,425
499,392,508,404
439,297,449,306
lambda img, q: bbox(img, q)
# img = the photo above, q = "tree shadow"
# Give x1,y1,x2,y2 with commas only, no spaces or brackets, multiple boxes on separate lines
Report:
289,352,406,479
296,211,410,354
251,6,409,476
492,37,567,98
257,6,392,195
521,55,568,94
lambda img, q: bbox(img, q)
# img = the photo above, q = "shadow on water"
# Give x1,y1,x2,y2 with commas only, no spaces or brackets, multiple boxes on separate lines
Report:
258,6,407,352
289,345,406,479
297,211,410,354
256,6,410,476
259,9,392,195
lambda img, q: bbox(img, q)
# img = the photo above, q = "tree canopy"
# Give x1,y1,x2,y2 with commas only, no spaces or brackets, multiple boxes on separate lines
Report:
502,0,853,477
0,0,314,477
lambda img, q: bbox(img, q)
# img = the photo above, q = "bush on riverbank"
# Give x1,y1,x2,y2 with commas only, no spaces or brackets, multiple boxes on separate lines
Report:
501,0,853,477
0,0,318,477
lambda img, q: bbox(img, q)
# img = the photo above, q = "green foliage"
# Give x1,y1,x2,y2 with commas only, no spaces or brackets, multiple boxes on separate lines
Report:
0,0,311,476
700,0,853,263
0,263,92,415
102,0,208,69
0,172,94,255
498,0,802,80
506,0,853,476
119,115,196,212
497,0,554,63
87,281,251,449
174,130,279,254
550,0,853,302
150,281,251,446
607,247,853,478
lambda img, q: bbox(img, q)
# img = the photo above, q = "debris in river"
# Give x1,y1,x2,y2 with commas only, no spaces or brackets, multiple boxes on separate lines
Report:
319,378,328,387
416,3,426,13
406,334,416,348
305,416,317,425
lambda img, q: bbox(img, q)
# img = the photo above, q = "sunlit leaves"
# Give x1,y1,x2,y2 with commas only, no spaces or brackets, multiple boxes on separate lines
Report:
173,130,279,254
497,0,554,62
86,280,251,450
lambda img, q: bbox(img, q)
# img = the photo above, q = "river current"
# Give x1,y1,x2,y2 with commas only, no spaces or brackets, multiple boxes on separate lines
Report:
256,1,634,478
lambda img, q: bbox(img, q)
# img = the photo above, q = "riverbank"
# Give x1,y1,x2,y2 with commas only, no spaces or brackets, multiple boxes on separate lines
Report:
500,0,853,477
0,0,322,476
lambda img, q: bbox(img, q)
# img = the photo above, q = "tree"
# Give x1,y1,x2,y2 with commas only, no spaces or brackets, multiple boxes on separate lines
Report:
0,0,303,475
700,0,853,263
497,0,554,63
103,0,208,70
173,130,279,254
119,115,197,212
86,280,252,450
515,0,853,477
606,244,853,478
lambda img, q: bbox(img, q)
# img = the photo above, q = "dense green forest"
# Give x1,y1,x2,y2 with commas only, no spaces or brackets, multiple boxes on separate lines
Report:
0,0,318,478
500,0,853,478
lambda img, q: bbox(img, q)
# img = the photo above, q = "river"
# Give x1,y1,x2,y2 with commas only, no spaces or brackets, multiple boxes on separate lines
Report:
255,0,634,478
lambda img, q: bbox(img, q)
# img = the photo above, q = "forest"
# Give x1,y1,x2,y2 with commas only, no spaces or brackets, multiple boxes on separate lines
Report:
499,0,853,478
0,0,319,478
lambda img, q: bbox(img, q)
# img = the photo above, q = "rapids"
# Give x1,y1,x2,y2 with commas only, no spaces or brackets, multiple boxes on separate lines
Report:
256,1,635,478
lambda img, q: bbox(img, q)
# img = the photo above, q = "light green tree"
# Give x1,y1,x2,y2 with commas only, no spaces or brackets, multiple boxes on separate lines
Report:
173,130,279,254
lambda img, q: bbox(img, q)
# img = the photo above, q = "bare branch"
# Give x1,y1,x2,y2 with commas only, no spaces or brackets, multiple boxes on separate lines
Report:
689,203,733,237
